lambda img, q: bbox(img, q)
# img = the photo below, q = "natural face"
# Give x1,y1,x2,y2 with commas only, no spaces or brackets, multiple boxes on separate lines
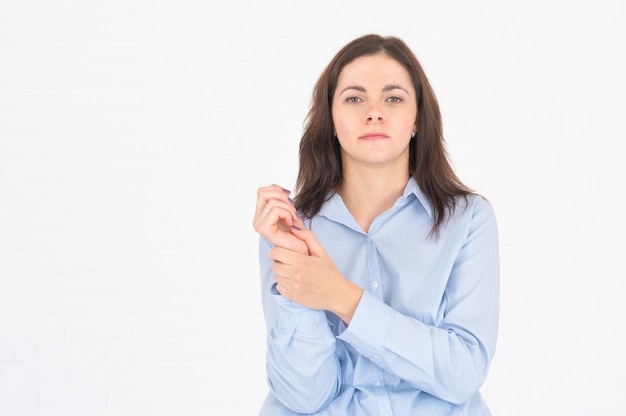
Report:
332,53,418,172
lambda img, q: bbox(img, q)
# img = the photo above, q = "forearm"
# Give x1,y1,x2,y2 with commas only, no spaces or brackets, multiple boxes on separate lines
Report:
259,236,341,413
339,291,495,404
265,293,341,413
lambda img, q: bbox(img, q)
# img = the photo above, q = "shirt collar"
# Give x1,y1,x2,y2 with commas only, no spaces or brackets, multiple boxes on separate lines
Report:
317,177,433,226
401,177,433,218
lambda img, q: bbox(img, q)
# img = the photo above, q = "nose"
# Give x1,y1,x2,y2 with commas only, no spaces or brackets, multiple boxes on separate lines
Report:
365,105,384,124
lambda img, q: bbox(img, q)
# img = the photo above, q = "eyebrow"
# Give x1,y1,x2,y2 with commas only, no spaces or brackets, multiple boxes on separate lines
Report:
338,84,410,95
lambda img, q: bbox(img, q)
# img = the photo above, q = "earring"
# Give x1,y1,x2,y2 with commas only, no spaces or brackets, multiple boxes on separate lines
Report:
333,131,337,137
411,131,416,138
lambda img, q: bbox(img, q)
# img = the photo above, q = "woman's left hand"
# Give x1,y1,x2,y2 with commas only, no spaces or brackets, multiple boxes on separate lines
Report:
270,226,363,324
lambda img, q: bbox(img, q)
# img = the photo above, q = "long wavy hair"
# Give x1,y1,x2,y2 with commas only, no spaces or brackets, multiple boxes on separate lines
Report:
295,34,473,236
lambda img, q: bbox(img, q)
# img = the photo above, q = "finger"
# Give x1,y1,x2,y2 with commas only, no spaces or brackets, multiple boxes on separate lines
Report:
290,226,326,258
255,205,308,254
255,185,299,223
269,246,299,266
274,272,297,298
263,199,299,223
256,184,292,211
254,198,295,233
269,204,296,228
291,208,305,230
258,199,301,230
270,230,308,253
274,281,289,298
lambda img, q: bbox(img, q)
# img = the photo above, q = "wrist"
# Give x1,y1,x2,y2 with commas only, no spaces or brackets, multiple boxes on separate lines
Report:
334,283,363,325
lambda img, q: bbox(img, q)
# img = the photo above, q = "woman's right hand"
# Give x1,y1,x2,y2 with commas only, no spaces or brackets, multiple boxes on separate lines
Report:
253,184,308,255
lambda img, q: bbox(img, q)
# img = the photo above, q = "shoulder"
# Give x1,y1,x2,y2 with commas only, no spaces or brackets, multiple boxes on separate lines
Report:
460,193,495,215
464,194,498,239
452,193,498,231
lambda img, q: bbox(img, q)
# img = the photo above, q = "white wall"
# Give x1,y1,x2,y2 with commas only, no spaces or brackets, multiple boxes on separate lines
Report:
0,0,624,414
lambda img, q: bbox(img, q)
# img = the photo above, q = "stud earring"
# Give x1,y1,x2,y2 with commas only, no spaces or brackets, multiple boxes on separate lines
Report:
411,131,416,138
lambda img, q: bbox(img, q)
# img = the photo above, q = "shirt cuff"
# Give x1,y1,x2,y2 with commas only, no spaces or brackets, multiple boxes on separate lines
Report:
338,290,395,349
270,283,327,327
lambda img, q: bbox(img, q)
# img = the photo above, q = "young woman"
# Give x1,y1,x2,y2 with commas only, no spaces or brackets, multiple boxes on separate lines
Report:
253,34,500,415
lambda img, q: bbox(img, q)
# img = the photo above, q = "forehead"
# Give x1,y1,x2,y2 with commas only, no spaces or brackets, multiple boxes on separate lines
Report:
337,54,413,89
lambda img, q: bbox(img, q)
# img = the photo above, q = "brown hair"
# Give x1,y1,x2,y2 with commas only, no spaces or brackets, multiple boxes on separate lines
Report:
295,34,473,236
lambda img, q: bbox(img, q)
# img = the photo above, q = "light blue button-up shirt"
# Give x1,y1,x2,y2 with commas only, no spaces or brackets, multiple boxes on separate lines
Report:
258,178,499,415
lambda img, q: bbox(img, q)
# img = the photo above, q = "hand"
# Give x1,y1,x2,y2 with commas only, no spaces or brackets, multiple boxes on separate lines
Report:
253,184,308,255
270,226,363,324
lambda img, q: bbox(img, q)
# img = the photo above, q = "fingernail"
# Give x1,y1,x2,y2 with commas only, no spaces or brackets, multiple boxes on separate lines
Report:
288,197,295,205
291,225,301,231
282,188,291,193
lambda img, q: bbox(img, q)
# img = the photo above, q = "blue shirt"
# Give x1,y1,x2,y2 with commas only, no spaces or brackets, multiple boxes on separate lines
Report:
258,178,499,415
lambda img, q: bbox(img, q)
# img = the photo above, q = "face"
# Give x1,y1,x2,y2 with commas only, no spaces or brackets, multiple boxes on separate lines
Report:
332,53,417,171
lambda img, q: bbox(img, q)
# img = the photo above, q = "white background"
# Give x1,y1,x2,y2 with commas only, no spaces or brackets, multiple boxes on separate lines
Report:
0,0,624,414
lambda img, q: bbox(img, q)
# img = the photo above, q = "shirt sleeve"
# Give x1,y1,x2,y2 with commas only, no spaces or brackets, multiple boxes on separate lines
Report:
337,197,500,405
258,236,342,414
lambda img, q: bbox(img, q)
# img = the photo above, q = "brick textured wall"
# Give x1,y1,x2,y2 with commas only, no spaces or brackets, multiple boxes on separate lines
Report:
1,1,624,414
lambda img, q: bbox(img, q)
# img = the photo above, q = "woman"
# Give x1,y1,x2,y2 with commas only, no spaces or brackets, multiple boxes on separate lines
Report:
253,34,499,415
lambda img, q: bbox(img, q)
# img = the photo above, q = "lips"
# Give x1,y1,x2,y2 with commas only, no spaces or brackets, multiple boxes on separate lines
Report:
359,132,390,140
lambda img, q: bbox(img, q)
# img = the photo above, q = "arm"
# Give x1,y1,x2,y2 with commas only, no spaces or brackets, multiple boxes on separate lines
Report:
338,197,500,404
258,237,342,414
254,184,342,413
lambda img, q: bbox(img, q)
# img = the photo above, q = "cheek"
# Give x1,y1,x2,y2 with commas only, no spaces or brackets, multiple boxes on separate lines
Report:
331,109,351,135
396,112,417,133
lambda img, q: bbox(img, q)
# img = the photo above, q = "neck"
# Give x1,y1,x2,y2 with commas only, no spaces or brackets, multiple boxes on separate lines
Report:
337,163,410,232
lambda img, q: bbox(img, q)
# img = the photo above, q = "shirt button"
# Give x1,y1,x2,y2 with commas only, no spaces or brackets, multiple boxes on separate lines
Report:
374,380,382,387
372,281,379,288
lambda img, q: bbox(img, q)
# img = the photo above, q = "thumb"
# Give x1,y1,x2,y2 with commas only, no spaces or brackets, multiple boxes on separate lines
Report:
290,225,326,258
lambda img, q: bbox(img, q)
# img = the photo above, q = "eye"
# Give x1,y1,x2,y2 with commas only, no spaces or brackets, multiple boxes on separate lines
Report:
346,96,363,103
387,96,403,103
